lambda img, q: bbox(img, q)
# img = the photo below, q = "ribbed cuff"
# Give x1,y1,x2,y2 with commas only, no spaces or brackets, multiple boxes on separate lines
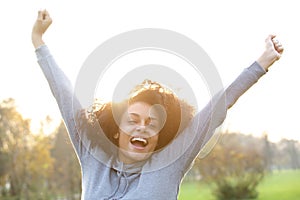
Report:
35,45,50,60
248,61,267,77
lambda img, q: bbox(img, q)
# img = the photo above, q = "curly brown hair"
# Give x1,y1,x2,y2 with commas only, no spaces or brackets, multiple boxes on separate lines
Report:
85,80,195,151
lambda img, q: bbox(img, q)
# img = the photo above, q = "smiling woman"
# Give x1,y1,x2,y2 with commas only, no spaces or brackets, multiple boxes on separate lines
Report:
85,79,194,164
32,9,284,200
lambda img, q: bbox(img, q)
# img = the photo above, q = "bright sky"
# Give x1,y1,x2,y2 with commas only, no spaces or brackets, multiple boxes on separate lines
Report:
0,0,299,142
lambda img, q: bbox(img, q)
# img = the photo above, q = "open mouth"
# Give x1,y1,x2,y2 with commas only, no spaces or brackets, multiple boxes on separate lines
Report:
130,137,148,148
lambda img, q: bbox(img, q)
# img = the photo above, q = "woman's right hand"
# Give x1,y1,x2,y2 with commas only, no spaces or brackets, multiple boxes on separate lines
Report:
32,10,52,49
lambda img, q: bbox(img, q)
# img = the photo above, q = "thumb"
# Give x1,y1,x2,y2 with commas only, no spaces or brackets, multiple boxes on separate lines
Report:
37,10,44,20
265,34,276,48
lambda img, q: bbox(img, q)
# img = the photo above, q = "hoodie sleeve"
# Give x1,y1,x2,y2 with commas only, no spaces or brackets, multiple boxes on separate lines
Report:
150,62,267,172
35,45,86,157
188,62,266,152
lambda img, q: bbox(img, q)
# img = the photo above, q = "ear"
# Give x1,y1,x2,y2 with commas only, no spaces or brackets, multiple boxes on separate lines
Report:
113,132,119,139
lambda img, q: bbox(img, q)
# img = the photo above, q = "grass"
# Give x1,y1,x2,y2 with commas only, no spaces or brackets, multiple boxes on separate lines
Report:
178,181,213,200
178,170,300,200
257,170,300,200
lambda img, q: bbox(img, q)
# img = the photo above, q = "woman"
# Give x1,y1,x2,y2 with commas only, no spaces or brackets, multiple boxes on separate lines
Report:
32,10,284,200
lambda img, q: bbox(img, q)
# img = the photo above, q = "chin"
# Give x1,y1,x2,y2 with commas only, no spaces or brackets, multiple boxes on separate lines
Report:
119,149,153,163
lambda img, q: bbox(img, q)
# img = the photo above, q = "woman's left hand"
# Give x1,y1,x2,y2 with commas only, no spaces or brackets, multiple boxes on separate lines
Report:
256,34,284,71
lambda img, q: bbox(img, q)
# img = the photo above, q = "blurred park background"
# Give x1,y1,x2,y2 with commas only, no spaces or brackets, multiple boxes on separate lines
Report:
1,98,299,200
1,0,300,199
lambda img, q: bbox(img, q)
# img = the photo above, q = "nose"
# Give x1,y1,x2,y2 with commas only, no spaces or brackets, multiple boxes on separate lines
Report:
136,125,146,132
135,119,147,132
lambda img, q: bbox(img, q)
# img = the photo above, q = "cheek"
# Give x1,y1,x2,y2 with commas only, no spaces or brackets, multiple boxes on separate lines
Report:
119,121,134,134
118,130,131,148
149,135,159,148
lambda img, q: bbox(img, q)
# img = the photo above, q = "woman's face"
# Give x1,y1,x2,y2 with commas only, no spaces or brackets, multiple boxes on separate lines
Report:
117,101,166,164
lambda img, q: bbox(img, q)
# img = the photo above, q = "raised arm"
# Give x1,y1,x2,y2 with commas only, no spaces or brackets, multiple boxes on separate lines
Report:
32,10,113,162
197,34,284,147
32,10,52,49
151,35,284,171
32,10,86,157
191,34,284,156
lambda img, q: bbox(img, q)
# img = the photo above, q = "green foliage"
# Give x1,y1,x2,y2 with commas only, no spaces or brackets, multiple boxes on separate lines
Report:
0,98,32,197
213,177,259,199
179,170,300,200
195,133,266,200
1,98,299,199
0,98,80,199
50,122,81,199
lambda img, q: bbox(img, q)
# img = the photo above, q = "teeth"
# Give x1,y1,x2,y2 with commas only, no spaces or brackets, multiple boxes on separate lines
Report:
131,137,148,146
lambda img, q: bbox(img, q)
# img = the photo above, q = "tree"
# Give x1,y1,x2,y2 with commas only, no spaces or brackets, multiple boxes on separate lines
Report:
0,98,55,199
0,98,31,198
278,139,300,169
262,133,274,171
26,133,54,199
51,121,81,200
195,133,266,200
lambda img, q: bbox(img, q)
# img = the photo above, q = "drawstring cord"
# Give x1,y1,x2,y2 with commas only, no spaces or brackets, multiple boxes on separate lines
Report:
103,170,122,200
103,162,132,200
115,172,130,199
104,162,124,200
104,160,141,199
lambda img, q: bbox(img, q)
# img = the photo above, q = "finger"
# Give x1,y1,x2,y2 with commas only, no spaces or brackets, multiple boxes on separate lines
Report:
270,36,281,50
37,10,43,20
43,9,50,19
265,35,276,49
274,42,282,48
274,47,283,60
272,38,284,53
275,45,284,54
265,34,276,43
41,10,47,20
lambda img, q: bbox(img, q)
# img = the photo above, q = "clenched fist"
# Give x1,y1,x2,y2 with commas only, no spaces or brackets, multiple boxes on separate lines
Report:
32,10,52,49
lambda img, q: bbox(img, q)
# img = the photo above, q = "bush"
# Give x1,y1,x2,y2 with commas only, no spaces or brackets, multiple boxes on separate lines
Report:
195,133,266,199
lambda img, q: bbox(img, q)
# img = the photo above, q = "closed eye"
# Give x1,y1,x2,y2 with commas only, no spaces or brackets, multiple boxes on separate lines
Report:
149,122,157,127
128,119,138,124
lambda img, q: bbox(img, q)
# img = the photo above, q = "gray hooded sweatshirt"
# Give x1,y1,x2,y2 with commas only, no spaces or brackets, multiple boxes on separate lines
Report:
35,45,266,200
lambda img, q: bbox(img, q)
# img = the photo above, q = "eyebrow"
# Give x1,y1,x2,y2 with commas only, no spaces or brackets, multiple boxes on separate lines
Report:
127,112,158,121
